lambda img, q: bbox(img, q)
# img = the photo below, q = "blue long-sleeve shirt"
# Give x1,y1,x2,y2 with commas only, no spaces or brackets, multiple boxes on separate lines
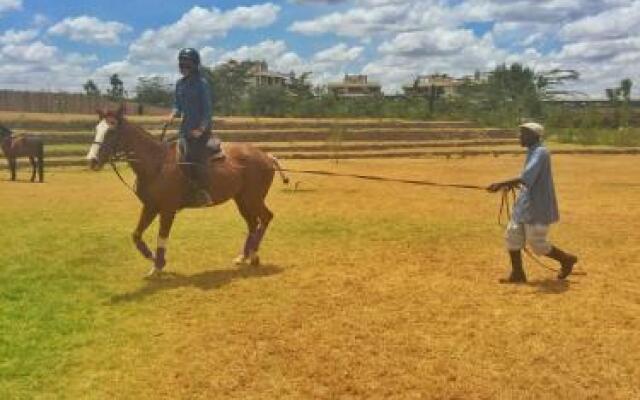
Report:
512,143,560,225
172,73,213,138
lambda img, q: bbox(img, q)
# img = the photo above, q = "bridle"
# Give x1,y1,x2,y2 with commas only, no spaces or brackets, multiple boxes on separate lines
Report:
93,121,140,199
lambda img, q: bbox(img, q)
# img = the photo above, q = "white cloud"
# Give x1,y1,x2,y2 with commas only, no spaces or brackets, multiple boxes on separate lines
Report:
32,13,49,27
4,0,638,98
560,1,640,41
313,43,363,63
48,16,132,46
1,41,57,62
286,0,640,96
128,3,280,63
378,28,476,57
0,40,96,91
289,4,413,37
217,39,288,64
454,0,628,24
0,29,39,45
0,0,21,13
211,40,367,87
216,40,310,74
365,31,508,93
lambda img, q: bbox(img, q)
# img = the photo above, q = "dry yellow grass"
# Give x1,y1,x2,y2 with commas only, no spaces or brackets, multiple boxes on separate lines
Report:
1,155,639,399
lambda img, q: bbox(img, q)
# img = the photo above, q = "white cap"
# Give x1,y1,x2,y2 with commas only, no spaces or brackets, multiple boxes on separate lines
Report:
519,122,544,137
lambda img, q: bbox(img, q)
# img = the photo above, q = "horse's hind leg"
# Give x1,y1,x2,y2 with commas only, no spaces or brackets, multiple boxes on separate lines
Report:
253,205,274,257
235,199,273,266
29,157,36,182
132,205,158,261
234,198,259,265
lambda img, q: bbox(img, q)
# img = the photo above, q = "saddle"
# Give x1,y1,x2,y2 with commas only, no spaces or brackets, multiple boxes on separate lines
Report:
164,137,225,165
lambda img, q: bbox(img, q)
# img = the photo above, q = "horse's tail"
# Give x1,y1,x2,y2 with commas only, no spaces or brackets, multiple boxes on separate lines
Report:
268,154,289,185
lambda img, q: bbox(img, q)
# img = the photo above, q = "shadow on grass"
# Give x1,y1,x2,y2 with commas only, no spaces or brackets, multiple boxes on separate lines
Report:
109,264,283,304
527,278,571,294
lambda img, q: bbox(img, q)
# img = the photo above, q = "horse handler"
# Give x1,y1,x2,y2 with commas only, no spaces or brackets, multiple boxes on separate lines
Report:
488,122,578,283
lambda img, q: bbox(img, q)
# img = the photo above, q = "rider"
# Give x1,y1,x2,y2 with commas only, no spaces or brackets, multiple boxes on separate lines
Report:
167,47,216,206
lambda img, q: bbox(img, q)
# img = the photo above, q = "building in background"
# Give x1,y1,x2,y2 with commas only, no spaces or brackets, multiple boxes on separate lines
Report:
328,75,382,98
403,74,461,98
246,61,290,88
403,72,488,98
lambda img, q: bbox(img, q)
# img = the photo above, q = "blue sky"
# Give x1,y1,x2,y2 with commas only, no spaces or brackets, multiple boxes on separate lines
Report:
0,0,638,97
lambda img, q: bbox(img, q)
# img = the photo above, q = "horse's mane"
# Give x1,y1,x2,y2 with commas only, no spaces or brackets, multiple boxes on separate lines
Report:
120,117,161,143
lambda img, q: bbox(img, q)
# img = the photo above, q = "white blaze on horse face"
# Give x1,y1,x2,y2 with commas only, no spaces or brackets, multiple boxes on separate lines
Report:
86,119,109,160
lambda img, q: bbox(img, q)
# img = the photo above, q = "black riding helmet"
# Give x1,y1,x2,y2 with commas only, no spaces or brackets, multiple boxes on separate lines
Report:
178,48,201,66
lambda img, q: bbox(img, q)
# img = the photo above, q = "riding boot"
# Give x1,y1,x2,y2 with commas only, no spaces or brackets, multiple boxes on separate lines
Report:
191,163,213,207
499,250,527,283
546,246,578,280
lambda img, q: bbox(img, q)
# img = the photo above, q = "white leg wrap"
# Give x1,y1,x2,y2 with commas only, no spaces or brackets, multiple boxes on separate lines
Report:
157,236,168,249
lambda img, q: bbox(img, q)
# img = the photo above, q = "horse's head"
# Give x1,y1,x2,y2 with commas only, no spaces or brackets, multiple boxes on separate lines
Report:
86,106,126,170
0,123,12,139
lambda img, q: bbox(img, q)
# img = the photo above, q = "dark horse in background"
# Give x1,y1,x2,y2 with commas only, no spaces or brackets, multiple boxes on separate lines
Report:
0,123,44,182
86,106,288,277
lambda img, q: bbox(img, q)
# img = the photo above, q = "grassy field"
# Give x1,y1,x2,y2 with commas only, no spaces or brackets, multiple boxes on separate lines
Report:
1,156,639,399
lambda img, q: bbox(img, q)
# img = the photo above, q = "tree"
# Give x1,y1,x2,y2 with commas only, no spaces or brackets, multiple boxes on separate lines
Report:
83,79,100,96
604,79,634,127
620,78,632,102
135,76,173,107
537,69,581,99
247,85,292,117
203,60,252,115
606,87,621,103
485,63,544,125
288,71,313,99
107,73,125,100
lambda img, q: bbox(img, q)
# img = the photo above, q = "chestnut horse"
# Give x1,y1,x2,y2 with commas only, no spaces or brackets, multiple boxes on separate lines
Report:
0,124,44,182
86,107,287,277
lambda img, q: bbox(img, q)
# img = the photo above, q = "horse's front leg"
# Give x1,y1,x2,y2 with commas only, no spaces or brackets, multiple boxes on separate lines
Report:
149,210,176,276
132,204,157,261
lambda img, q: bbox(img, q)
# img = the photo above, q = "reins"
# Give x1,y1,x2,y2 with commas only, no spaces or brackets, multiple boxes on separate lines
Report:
280,168,486,190
95,127,141,200
109,158,139,199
